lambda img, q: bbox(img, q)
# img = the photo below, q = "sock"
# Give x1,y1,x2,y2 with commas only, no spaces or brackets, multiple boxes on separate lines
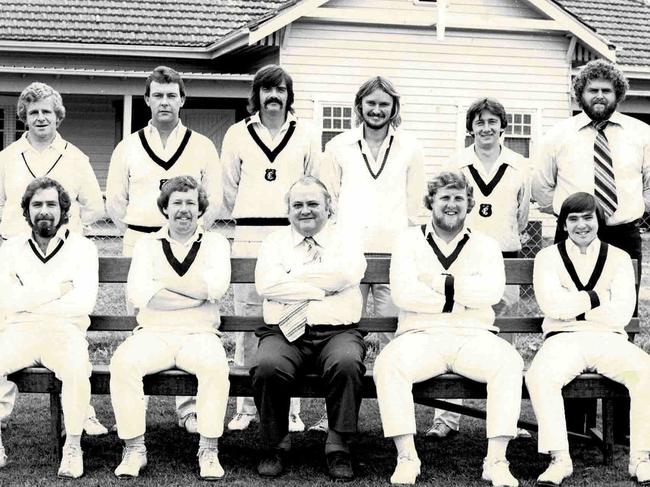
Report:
486,436,510,461
64,434,81,449
394,434,418,460
550,450,571,462
277,433,291,452
199,436,219,451
325,429,349,454
125,435,145,451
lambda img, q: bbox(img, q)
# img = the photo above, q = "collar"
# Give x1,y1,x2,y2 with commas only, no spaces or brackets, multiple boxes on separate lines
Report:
425,222,471,249
19,131,66,153
577,111,624,131
565,237,601,259
154,224,203,247
146,120,185,141
248,111,297,131
353,123,396,144
26,224,70,257
457,143,521,171
290,221,333,248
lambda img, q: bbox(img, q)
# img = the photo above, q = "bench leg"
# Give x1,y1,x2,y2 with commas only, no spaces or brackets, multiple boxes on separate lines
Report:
602,398,615,466
49,392,63,461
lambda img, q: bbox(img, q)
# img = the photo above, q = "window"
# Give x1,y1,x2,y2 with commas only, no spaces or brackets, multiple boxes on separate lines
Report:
0,105,24,150
463,111,534,158
321,105,353,150
0,109,4,150
15,118,26,141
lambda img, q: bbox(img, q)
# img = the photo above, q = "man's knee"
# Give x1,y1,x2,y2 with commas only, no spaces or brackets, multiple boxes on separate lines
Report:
109,347,141,378
252,353,296,384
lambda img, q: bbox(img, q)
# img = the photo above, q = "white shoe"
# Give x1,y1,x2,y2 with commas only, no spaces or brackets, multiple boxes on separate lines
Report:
198,447,225,480
83,415,109,436
536,455,572,486
390,456,421,484
178,413,199,435
482,458,518,487
288,413,305,433
308,414,329,433
629,453,650,483
58,445,84,479
424,421,457,439
114,446,147,478
227,413,257,431
0,447,6,468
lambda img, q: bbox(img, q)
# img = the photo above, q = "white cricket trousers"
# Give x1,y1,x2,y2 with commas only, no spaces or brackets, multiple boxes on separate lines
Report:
110,330,230,439
374,328,523,438
526,331,650,453
0,323,91,435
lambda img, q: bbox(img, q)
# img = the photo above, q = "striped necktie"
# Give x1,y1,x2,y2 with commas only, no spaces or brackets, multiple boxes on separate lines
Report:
303,236,321,263
592,120,617,218
278,301,309,342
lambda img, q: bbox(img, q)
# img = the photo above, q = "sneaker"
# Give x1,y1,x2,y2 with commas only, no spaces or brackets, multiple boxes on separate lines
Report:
0,447,5,468
482,458,518,487
227,413,257,431
629,453,650,483
390,456,421,485
308,414,329,433
537,455,572,486
83,415,109,436
58,445,84,479
198,447,224,480
114,446,147,478
179,413,199,435
288,413,305,433
257,450,285,478
326,451,354,481
424,421,457,439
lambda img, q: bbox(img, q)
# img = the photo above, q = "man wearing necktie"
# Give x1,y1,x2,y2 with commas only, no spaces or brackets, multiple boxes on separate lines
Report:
532,58,650,438
251,176,367,480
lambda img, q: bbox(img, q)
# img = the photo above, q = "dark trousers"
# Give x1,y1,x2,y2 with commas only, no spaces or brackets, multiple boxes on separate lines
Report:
554,219,641,438
251,324,367,448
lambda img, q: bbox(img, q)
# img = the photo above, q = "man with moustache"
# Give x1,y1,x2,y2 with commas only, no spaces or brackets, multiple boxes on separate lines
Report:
252,176,367,480
0,81,106,436
532,58,650,437
221,65,321,431
106,66,222,432
527,192,650,487
110,176,230,479
432,97,530,439
0,177,98,478
374,171,523,486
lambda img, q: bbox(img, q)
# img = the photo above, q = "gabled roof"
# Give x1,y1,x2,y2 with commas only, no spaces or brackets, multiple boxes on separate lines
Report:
0,0,291,48
554,0,650,67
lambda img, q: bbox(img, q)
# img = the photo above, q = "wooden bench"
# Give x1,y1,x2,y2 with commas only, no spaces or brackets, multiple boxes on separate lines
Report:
7,255,640,465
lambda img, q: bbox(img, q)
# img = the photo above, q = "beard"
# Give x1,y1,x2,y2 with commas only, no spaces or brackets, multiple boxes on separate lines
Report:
33,218,58,238
363,114,390,131
432,210,464,233
581,98,617,122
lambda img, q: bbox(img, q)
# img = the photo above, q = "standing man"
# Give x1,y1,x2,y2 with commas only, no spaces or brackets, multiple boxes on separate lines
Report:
106,66,223,432
0,81,106,436
222,64,321,431
532,58,650,437
252,176,367,480
0,177,98,478
374,171,522,486
431,97,530,438
527,192,650,487
110,176,230,480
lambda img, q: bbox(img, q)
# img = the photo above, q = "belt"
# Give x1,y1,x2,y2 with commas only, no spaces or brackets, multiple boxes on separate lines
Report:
127,224,162,233
236,218,289,227
502,251,520,258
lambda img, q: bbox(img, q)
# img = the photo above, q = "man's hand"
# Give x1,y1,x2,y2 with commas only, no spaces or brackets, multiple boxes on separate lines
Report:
59,280,74,296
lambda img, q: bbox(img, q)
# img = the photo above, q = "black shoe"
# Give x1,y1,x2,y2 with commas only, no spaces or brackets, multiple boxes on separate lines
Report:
326,451,354,481
258,450,285,478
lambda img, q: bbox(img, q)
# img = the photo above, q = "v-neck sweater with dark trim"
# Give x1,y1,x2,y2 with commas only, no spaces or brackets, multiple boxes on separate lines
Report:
533,240,636,337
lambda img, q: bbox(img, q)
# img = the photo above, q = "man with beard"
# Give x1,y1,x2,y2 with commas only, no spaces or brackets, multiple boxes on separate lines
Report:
252,176,366,480
532,58,650,438
221,65,321,432
0,177,98,478
374,171,523,486
110,176,230,479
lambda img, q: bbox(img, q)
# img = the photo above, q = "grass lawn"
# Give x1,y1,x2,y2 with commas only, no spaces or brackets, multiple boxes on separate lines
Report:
1,234,649,486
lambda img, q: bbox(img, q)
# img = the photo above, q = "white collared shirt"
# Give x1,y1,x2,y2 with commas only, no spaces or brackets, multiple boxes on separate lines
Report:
444,144,530,252
0,132,104,237
320,124,428,254
533,237,636,337
127,224,231,334
0,225,98,331
255,221,366,326
533,111,650,225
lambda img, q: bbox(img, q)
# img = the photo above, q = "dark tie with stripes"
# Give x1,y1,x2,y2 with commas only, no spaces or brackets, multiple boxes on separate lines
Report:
592,120,617,218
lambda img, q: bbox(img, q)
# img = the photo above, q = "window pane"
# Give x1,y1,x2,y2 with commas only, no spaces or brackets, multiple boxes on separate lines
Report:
323,107,331,117
323,119,331,129
333,107,341,117
523,125,531,135
506,113,513,123
523,114,531,124
343,107,351,117
333,119,341,129
514,114,522,124
343,119,351,129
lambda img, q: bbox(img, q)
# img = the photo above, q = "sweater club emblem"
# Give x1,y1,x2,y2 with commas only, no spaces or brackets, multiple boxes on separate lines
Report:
265,168,277,181
479,203,492,217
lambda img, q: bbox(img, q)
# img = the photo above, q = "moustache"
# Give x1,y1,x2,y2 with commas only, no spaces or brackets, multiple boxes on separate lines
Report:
264,98,283,107
36,216,54,223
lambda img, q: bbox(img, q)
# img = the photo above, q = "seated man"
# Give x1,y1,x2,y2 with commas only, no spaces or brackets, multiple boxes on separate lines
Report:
374,171,523,486
0,177,98,478
251,176,367,480
527,192,650,487
110,176,231,480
